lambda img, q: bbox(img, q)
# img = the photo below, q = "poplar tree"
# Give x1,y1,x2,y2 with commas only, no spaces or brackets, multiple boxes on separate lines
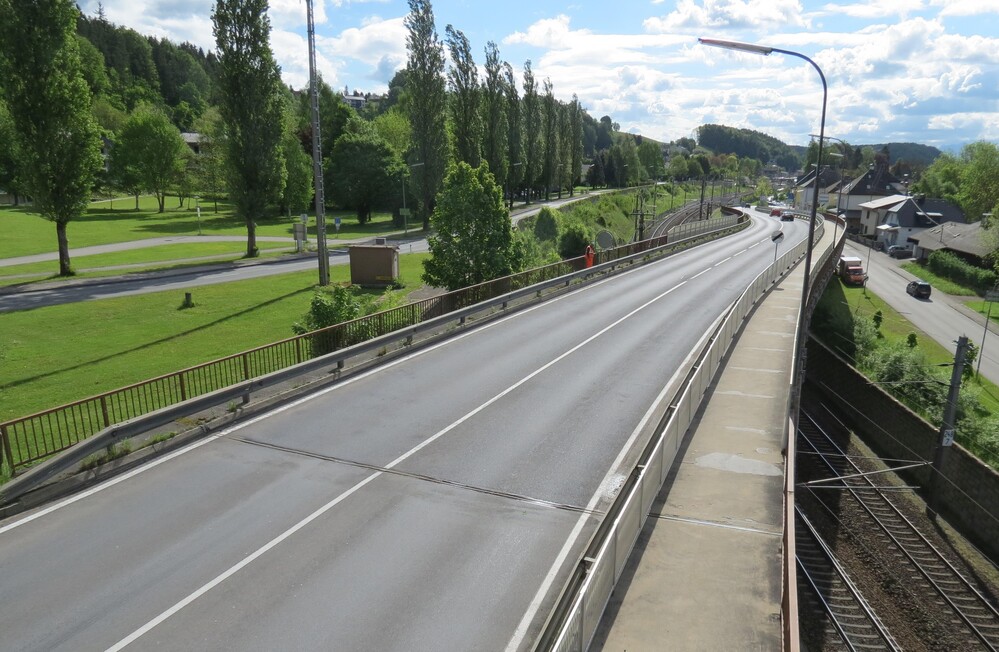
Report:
405,0,448,230
481,41,507,184
502,62,523,204
521,61,542,203
212,0,286,257
0,0,103,276
541,78,560,201
444,25,481,168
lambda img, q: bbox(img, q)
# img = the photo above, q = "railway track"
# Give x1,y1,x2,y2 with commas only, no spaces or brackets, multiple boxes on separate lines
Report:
797,410,999,650
795,505,901,651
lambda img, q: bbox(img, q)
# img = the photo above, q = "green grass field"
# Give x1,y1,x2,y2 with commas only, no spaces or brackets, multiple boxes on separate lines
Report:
0,253,430,422
1,196,401,259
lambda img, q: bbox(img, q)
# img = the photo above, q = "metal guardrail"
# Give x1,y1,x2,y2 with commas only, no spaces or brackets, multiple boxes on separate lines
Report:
537,218,827,651
0,214,745,478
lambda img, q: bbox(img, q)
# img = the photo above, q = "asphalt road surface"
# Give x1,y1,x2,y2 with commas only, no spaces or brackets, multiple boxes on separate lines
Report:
0,214,805,651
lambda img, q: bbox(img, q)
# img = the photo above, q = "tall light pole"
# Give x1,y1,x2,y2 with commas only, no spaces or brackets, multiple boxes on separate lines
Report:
401,162,423,235
700,37,827,421
306,0,329,285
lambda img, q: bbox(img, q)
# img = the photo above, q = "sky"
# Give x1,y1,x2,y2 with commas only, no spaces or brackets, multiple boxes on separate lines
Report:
78,0,999,153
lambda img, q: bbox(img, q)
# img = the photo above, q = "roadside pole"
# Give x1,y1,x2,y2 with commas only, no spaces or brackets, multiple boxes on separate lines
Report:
928,335,969,517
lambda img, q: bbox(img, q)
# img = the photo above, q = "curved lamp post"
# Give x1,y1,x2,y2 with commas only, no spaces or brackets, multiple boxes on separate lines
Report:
699,37,827,428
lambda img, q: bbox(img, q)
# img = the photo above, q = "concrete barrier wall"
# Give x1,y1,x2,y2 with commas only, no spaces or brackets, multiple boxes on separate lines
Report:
806,338,999,561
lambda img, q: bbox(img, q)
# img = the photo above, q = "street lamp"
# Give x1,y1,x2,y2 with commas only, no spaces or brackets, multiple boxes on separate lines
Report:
401,162,424,236
700,37,828,427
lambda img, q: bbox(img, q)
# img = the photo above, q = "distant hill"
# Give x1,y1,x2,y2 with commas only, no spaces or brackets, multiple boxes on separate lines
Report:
696,124,800,171
860,143,943,166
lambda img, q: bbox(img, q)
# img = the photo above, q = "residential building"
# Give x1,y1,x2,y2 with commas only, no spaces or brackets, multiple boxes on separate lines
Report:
909,219,989,266
861,195,965,250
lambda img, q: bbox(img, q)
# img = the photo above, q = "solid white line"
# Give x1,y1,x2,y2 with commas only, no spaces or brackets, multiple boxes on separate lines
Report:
505,317,719,650
105,280,690,650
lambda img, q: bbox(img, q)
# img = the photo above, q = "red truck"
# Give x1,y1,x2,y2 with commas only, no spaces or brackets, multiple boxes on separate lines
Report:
838,255,867,286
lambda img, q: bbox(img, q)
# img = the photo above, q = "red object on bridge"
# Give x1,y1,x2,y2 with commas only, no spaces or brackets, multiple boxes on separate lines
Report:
584,245,595,268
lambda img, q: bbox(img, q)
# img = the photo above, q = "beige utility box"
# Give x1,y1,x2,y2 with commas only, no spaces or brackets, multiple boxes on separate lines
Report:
349,243,399,287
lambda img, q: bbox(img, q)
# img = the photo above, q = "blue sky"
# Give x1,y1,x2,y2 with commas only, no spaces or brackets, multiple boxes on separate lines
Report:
82,0,999,153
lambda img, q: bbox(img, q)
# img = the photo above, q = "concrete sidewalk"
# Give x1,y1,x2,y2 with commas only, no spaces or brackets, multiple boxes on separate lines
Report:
592,228,831,650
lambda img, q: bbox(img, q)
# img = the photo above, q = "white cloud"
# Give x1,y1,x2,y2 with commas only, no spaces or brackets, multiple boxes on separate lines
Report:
504,14,590,49
818,0,927,19
929,0,999,17
643,0,810,33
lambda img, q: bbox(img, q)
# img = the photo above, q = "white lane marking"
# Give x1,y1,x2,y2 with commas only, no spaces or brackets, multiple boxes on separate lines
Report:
105,281,690,650
505,318,720,651
689,268,710,281
714,256,732,267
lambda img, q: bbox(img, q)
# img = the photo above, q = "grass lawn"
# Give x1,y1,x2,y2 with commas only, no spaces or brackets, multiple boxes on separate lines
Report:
0,196,402,259
0,253,430,423
0,241,293,284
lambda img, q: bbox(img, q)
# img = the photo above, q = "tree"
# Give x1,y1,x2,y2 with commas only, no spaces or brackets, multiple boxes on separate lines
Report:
372,108,412,156
329,119,404,224
502,62,523,202
958,141,999,222
521,60,542,202
481,41,507,186
112,104,186,212
192,107,228,212
212,0,286,257
541,78,560,200
569,95,583,196
911,152,962,208
423,162,518,291
444,25,481,168
0,98,24,205
280,110,313,218
0,0,104,276
405,0,448,230
638,140,665,181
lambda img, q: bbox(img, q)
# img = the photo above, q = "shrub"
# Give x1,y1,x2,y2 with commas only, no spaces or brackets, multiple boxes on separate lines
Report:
534,207,561,242
558,222,594,259
927,250,997,294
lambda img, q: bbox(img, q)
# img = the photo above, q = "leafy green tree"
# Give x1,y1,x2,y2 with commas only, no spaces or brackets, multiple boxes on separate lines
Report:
112,104,186,212
481,41,507,186
423,162,518,291
445,25,481,167
280,122,313,218
213,0,287,257
521,60,542,202
192,107,228,212
911,152,962,206
0,0,104,276
541,78,560,200
569,95,583,195
329,120,404,224
638,140,665,181
503,62,523,201
372,108,412,156
405,0,448,230
958,141,999,222
667,153,689,180
0,98,24,205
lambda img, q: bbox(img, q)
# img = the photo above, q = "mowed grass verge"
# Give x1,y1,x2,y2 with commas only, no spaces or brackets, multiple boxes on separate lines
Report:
0,253,430,423
0,196,401,259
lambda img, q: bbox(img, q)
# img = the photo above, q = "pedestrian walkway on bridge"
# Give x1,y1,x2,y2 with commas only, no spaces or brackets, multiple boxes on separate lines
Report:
591,222,834,650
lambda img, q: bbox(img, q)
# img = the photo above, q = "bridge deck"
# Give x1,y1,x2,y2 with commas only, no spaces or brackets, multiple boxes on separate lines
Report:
593,222,830,650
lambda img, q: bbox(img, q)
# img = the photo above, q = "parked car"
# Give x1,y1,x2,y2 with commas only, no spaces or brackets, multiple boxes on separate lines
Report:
887,245,913,258
906,280,931,298
781,211,795,221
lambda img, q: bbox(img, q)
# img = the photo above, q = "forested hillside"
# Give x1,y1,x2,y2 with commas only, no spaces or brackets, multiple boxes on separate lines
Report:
696,124,801,171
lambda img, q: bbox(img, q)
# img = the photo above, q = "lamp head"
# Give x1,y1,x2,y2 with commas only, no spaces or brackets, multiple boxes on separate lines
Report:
698,38,773,56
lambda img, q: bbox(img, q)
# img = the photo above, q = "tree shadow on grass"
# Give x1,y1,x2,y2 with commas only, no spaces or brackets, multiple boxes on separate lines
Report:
1,285,315,396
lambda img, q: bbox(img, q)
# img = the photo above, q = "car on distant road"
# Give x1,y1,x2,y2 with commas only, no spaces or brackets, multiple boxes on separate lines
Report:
781,211,795,221
906,280,932,298
887,244,913,258
769,208,782,217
